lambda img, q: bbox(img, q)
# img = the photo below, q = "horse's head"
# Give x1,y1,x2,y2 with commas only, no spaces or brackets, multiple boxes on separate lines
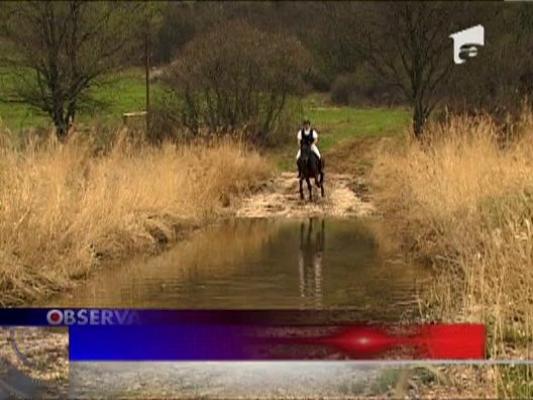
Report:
300,141,312,162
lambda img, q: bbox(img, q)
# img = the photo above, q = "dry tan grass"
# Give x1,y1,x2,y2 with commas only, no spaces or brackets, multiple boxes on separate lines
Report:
0,130,270,306
372,112,533,395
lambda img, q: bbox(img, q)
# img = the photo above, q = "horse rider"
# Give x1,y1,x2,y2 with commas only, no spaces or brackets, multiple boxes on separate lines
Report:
296,119,323,177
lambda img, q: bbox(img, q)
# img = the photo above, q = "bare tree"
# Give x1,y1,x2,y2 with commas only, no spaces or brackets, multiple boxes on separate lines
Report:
0,1,142,139
353,2,469,137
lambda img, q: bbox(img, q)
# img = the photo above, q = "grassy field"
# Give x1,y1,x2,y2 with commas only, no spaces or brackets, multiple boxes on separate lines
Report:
274,93,410,171
0,68,153,131
304,93,410,151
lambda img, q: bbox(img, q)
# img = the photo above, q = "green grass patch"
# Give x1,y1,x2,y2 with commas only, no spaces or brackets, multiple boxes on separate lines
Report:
302,95,410,151
0,102,51,131
271,94,410,170
0,66,51,129
0,67,163,131
84,69,162,118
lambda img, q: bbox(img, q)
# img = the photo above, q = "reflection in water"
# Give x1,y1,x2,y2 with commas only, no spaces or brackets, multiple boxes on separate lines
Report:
298,218,325,308
49,218,429,320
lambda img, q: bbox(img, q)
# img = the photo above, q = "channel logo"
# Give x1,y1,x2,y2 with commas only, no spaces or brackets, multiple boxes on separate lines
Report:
449,24,485,65
46,309,140,326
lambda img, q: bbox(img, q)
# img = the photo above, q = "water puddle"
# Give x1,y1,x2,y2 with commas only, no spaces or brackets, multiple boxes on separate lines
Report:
50,218,428,321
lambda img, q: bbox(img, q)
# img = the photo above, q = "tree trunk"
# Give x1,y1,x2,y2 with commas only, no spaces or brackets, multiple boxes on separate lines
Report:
54,121,69,141
413,100,426,139
145,21,151,137
52,111,69,141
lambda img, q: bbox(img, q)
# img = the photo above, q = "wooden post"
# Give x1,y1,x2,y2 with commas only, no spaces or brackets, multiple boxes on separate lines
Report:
144,17,151,137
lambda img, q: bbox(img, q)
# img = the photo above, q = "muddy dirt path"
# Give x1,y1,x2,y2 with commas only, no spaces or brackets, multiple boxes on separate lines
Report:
236,172,375,218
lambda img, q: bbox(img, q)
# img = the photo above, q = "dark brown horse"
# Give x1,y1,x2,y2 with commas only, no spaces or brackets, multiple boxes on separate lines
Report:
297,141,324,201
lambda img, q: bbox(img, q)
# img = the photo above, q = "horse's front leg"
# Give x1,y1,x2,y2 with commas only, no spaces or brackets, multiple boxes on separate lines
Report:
306,177,313,201
314,173,325,198
314,174,320,188
299,178,304,200
320,172,325,197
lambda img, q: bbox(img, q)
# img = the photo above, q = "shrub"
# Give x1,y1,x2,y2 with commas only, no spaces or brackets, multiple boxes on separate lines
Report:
164,20,311,143
147,89,186,144
330,74,356,105
305,64,331,92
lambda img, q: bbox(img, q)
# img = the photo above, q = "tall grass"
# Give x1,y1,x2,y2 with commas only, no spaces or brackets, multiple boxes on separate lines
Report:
372,111,533,396
0,130,270,306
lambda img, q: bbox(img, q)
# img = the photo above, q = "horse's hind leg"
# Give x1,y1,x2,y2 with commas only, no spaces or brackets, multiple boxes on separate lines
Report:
306,177,313,201
299,178,304,200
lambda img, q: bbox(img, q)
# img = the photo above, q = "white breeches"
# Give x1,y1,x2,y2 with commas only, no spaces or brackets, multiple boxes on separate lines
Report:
296,144,321,160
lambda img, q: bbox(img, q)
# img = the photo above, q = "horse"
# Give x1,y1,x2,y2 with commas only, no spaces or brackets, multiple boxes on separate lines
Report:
297,141,324,201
